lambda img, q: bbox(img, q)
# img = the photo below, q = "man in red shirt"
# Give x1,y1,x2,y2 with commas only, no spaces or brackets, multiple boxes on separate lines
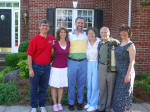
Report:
27,19,55,112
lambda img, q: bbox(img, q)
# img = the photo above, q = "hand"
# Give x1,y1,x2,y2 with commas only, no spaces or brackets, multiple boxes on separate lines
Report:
29,69,34,78
124,73,130,84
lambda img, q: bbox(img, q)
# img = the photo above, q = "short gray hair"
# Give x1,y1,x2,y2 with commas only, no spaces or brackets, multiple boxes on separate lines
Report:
100,26,110,36
40,19,49,25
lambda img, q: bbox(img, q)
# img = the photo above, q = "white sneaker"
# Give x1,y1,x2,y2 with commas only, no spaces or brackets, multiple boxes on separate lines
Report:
31,108,37,112
84,104,90,109
87,106,96,112
40,107,47,112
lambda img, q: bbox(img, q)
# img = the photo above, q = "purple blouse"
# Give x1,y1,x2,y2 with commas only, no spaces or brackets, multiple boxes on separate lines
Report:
52,41,70,68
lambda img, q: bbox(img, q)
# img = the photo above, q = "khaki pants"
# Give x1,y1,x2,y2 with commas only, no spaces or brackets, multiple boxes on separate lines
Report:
98,64,116,112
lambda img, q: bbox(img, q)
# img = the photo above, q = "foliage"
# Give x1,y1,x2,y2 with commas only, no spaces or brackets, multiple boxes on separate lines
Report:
135,73,150,96
0,66,16,82
135,72,149,81
0,82,20,105
5,52,27,67
17,60,29,78
140,2,150,7
61,93,68,105
18,40,30,52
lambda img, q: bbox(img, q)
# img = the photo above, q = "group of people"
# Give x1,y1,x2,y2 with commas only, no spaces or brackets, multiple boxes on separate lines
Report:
27,17,136,112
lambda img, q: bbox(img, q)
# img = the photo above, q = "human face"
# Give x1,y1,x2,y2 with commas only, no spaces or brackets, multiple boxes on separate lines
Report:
100,28,110,41
39,23,49,34
120,31,129,40
59,29,67,40
88,30,96,42
75,19,84,32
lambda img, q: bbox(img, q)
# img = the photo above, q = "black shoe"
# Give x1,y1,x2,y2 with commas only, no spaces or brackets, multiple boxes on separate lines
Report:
77,103,84,110
95,109,105,112
68,104,75,111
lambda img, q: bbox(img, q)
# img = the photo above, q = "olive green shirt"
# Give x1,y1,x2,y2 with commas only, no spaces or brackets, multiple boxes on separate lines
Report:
99,42,109,64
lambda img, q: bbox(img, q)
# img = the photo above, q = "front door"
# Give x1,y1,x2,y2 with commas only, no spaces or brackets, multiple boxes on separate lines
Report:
0,9,11,48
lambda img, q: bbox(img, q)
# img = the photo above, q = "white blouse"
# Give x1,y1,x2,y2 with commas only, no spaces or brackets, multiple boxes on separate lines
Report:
86,38,101,61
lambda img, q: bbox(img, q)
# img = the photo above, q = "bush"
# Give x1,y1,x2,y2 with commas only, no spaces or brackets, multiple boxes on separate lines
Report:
136,72,149,81
135,73,150,96
0,82,20,105
0,66,16,82
5,52,27,67
18,40,30,52
17,60,29,78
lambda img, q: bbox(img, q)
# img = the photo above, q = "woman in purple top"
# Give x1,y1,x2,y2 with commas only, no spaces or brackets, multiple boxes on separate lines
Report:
49,27,70,111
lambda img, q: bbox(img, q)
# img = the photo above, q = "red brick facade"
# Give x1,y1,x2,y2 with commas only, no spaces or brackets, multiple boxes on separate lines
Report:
21,0,150,74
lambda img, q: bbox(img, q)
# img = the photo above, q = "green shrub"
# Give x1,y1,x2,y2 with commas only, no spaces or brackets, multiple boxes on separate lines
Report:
0,66,16,82
61,93,68,105
18,40,30,52
136,72,149,81
17,60,29,78
5,52,27,67
135,73,150,96
0,82,20,105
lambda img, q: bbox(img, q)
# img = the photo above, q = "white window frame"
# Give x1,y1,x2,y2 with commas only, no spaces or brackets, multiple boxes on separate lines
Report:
0,0,20,53
55,8,94,34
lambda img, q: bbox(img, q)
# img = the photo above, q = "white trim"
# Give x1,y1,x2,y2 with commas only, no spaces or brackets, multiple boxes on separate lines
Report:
0,0,20,53
128,0,132,27
55,8,94,34
0,0,19,2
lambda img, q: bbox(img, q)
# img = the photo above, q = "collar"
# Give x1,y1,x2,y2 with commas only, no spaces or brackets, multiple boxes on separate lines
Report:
72,30,84,35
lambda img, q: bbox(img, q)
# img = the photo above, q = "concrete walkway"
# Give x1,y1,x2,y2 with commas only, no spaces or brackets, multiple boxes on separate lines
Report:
0,103,150,112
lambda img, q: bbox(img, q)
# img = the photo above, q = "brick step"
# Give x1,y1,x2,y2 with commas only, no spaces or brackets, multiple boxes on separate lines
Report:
0,52,10,58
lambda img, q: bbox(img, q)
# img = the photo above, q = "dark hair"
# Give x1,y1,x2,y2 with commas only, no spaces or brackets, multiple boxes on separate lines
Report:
40,19,49,25
86,27,97,35
119,24,132,37
56,27,68,41
75,17,85,23
87,27,99,37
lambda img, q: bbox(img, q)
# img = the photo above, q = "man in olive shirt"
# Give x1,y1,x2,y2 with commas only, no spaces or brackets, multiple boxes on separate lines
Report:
97,27,120,112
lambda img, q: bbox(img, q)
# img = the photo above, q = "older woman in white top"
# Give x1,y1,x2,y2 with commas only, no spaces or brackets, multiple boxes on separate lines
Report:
84,28,100,112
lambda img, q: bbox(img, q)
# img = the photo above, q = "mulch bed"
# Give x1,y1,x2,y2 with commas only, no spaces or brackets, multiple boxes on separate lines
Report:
133,86,150,103
14,78,150,105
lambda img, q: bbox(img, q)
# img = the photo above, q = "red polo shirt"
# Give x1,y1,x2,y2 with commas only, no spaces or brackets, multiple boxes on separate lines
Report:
27,33,55,65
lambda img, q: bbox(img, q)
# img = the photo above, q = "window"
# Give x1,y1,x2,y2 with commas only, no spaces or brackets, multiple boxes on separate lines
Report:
0,2,19,8
15,11,18,46
56,8,94,33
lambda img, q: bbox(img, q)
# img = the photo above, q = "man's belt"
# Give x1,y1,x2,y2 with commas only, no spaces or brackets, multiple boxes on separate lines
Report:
68,57,86,61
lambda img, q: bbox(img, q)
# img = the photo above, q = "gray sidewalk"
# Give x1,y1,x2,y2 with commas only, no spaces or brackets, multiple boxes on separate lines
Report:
0,103,150,112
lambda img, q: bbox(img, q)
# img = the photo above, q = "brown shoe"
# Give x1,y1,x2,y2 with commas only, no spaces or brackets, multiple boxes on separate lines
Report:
77,103,84,110
68,104,75,111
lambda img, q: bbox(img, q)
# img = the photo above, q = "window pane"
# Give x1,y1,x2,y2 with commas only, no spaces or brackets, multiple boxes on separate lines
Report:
6,2,12,7
15,33,18,39
0,2,5,7
15,26,18,32
88,23,92,27
83,11,87,16
57,10,63,15
78,10,82,17
68,22,72,28
88,11,92,16
13,2,19,7
63,10,67,15
68,16,72,21
68,10,72,15
88,17,92,22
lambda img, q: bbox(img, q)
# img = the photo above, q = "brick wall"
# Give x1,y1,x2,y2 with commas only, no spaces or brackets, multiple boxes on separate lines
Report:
111,0,129,39
21,0,112,38
21,0,150,74
21,0,29,41
111,0,150,74
131,0,150,74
